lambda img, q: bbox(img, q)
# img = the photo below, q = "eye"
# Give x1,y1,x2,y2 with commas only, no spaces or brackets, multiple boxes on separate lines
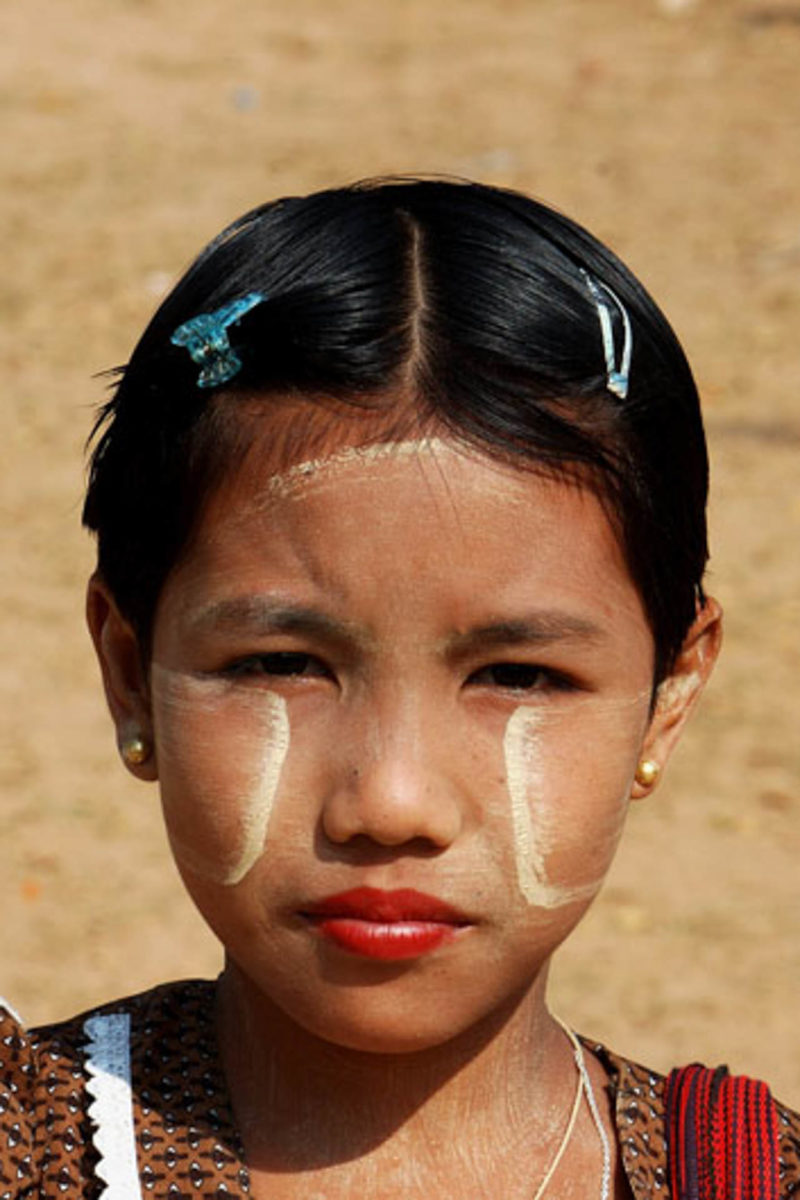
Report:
467,662,574,693
226,651,332,680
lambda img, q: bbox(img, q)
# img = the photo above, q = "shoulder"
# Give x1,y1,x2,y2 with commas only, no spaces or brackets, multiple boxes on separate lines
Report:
23,978,216,1102
30,977,215,1044
0,980,217,1198
588,1039,800,1199
587,1040,671,1197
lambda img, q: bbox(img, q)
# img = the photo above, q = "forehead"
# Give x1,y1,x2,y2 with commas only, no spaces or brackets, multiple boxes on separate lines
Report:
197,395,622,552
158,425,654,685
146,388,661,684
185,405,641,618
207,391,607,513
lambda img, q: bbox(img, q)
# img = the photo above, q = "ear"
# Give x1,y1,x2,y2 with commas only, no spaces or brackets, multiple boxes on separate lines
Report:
632,595,722,799
86,574,158,782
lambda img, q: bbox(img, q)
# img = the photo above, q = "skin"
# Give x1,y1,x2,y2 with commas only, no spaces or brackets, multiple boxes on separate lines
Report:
88,421,721,1198
150,668,290,885
503,706,612,910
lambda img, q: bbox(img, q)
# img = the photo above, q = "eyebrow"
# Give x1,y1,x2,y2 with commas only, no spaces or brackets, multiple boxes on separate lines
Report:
190,598,605,653
189,597,365,645
443,613,606,657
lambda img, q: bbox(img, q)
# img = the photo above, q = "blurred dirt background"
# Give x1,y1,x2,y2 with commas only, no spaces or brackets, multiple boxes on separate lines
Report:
2,0,799,1102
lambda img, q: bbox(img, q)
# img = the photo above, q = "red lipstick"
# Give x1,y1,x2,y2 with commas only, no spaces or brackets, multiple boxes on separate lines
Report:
302,887,470,961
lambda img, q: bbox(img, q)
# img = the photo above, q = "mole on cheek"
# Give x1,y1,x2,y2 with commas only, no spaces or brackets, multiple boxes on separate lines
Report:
502,707,599,910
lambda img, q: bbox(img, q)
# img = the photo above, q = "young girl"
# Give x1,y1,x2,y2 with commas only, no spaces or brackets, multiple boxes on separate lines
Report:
2,179,797,1199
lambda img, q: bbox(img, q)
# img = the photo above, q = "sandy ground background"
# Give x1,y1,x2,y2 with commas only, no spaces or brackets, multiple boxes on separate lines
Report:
2,0,800,1104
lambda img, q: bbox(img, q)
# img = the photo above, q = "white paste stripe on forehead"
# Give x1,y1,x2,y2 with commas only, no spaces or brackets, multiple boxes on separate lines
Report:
265,437,458,496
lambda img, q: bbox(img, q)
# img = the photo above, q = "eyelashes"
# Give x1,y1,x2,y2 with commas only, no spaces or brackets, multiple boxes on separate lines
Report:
224,652,333,680
466,662,578,694
224,653,578,696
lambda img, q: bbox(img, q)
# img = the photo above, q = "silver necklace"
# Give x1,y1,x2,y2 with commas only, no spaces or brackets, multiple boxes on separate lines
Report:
531,1017,612,1200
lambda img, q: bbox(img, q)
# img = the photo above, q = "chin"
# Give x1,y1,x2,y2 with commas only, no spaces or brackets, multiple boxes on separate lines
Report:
289,1008,474,1056
269,974,530,1059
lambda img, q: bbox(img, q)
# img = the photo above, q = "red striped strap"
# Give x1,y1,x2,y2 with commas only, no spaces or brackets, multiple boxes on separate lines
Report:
665,1063,780,1199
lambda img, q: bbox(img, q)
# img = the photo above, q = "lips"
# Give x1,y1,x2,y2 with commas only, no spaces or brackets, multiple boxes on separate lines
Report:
301,887,471,961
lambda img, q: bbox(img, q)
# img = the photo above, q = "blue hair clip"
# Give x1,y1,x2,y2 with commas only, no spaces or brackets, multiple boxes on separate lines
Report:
580,270,632,400
170,291,266,388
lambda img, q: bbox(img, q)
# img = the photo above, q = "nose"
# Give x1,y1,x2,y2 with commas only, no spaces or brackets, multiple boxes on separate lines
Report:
320,701,464,851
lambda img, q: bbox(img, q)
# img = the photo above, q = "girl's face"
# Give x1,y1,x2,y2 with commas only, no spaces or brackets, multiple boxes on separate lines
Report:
92,427,719,1054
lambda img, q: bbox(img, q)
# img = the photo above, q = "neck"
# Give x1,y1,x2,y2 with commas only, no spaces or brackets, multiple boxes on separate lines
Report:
216,958,581,1181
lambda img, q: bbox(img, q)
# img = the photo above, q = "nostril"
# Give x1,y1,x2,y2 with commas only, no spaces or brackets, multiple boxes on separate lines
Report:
320,779,463,852
317,830,451,865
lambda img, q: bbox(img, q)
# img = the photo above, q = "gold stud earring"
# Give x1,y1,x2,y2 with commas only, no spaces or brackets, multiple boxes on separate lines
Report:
635,759,660,788
121,734,151,767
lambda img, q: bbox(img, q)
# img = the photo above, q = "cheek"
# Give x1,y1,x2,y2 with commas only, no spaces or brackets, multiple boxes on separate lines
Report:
501,702,644,909
151,666,290,886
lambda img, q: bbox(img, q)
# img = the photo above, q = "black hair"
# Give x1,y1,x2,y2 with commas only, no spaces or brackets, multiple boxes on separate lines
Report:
83,178,708,682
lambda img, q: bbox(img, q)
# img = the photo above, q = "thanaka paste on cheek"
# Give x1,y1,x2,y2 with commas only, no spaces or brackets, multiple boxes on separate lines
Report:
503,706,601,909
223,691,290,886
151,666,290,886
